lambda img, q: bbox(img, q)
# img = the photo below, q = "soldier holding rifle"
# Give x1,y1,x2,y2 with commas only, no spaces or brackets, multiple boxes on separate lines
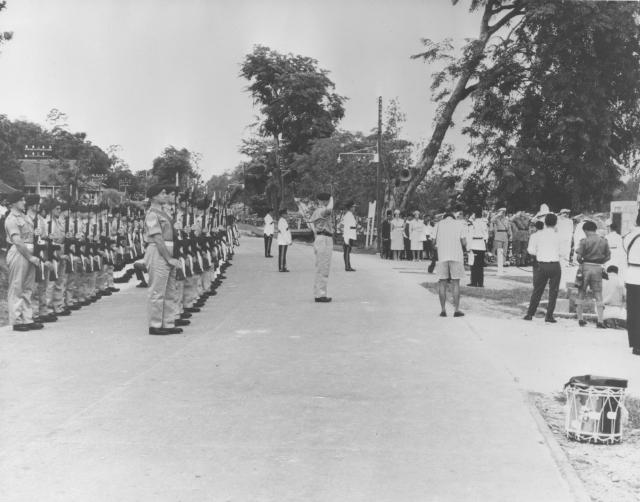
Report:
46,200,72,316
144,184,183,335
28,195,57,323
4,192,43,331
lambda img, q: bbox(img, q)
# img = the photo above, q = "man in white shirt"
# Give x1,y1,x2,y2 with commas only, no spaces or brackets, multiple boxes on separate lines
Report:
341,200,357,271
468,211,488,287
434,211,467,317
263,209,274,258
524,213,562,323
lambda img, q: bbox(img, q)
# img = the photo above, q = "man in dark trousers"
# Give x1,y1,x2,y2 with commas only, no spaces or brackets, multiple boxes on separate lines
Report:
381,210,391,259
263,208,274,258
524,213,562,323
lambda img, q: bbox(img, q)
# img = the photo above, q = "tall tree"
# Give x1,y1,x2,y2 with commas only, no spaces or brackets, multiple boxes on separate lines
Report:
0,1,13,52
466,0,640,211
399,0,526,210
0,115,24,188
152,146,198,188
240,45,346,210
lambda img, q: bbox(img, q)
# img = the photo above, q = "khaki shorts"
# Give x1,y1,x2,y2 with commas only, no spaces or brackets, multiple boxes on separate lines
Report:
580,263,603,294
436,260,465,281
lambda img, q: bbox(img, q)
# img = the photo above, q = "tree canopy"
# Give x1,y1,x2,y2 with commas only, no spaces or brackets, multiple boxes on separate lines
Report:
401,0,640,213
240,45,346,209
151,146,200,188
465,0,640,211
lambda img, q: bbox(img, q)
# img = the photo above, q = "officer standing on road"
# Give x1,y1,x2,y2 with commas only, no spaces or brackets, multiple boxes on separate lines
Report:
4,191,43,331
341,200,357,272
144,185,183,335
277,208,292,272
263,208,274,258
310,192,334,302
491,207,511,260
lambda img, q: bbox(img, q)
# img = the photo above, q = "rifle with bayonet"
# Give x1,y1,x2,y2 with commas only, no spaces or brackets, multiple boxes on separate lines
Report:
32,202,47,283
46,205,60,282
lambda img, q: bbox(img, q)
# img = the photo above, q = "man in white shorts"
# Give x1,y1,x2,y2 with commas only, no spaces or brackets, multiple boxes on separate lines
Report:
434,210,467,317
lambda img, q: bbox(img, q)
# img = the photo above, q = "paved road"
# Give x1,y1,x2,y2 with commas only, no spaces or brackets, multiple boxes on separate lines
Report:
0,237,575,501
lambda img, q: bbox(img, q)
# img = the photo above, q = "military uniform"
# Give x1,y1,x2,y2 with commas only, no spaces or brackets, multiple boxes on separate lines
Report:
31,210,53,320
491,211,511,258
311,195,334,301
5,207,37,327
341,205,357,271
47,212,68,314
144,205,177,330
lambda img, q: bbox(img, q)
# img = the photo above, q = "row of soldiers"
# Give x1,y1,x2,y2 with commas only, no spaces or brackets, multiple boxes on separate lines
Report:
3,188,237,333
142,184,237,335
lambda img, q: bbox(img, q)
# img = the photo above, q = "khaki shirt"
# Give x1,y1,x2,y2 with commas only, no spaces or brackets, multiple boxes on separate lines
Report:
492,216,511,241
5,209,34,245
50,216,66,244
145,207,174,242
311,206,333,234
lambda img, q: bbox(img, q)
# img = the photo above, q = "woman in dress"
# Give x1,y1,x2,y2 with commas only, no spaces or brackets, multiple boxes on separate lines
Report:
390,209,404,261
409,210,425,261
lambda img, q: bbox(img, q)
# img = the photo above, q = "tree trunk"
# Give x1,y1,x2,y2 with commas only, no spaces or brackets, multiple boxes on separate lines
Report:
399,0,522,211
273,134,283,211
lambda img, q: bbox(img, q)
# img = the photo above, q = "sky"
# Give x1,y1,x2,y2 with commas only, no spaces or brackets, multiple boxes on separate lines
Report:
0,0,480,180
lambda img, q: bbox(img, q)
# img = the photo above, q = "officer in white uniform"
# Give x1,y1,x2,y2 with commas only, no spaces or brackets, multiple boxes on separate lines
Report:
277,208,292,272
341,200,357,271
263,209,274,258
468,212,488,287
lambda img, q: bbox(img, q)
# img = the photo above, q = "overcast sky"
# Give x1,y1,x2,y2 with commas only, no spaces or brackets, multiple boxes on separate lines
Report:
0,0,480,179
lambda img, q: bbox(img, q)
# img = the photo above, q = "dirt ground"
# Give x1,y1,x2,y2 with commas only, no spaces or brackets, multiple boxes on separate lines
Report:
421,266,640,502
533,392,640,502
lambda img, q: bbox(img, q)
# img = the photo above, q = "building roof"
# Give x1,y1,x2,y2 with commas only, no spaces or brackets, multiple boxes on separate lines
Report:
19,159,77,187
0,180,18,194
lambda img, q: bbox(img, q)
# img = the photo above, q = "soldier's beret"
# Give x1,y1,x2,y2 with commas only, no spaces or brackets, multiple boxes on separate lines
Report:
6,191,25,204
147,184,166,199
37,198,54,212
195,199,209,210
343,199,355,208
317,192,331,201
24,194,40,207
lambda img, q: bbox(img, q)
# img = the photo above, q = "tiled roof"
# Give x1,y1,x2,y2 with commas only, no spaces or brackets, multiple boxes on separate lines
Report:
0,180,18,194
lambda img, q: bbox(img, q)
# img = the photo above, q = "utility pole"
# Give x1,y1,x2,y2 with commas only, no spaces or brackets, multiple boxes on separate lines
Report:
375,97,384,252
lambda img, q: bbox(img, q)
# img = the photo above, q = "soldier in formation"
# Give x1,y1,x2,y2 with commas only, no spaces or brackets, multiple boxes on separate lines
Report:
142,184,236,335
3,185,237,335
